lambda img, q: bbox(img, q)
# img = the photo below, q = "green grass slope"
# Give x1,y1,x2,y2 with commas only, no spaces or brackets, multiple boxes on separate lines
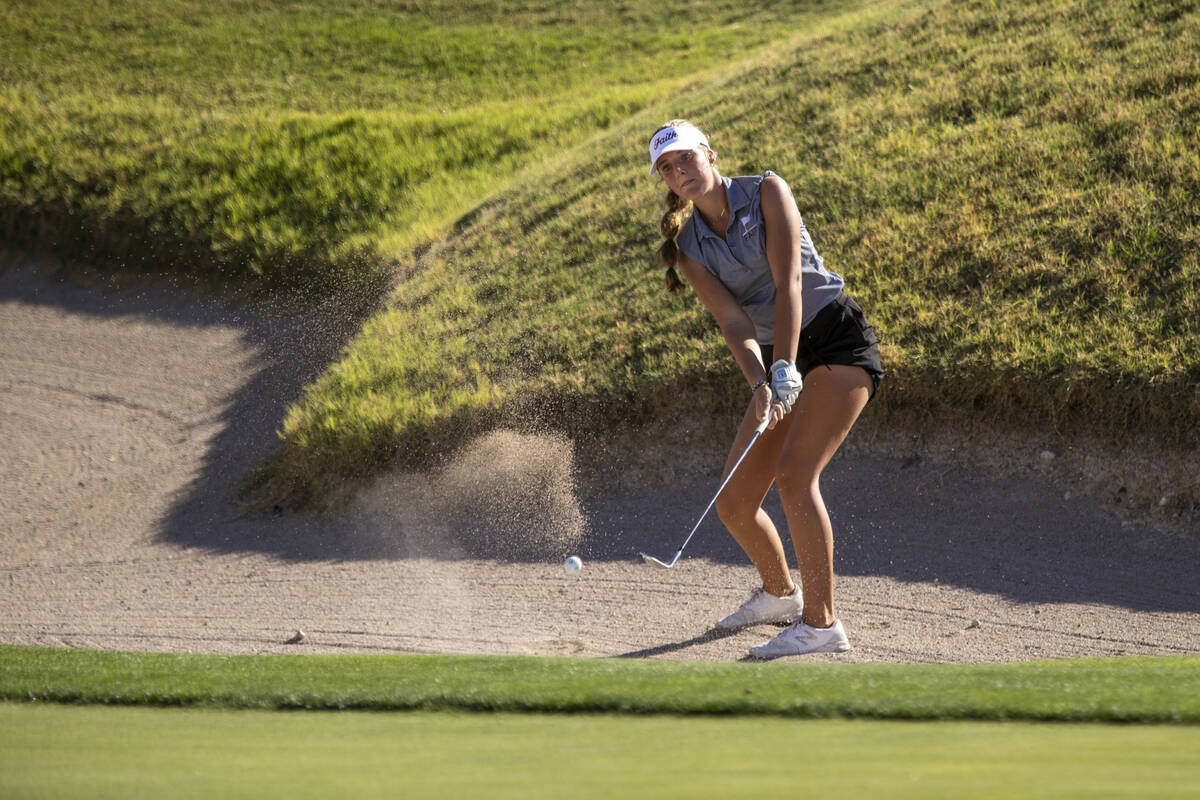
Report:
0,0,821,292
2,1,1196,513
254,0,1200,510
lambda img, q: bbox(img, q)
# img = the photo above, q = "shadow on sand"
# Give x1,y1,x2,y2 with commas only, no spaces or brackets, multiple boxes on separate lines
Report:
587,461,1200,614
615,627,744,659
4,264,1198,617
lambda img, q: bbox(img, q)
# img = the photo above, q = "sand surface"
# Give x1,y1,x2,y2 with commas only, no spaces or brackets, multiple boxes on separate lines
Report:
2,262,1197,663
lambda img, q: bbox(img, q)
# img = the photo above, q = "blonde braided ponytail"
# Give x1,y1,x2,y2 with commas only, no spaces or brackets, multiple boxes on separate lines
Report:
658,189,691,294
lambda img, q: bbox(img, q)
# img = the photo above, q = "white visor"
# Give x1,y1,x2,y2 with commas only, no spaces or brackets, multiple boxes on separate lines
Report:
648,125,709,176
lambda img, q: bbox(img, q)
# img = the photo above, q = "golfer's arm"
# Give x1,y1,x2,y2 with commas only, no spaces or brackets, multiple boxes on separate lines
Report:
761,176,803,364
676,252,769,387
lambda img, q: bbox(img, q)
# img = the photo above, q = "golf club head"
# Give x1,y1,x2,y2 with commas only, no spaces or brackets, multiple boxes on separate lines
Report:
639,551,679,569
638,416,770,572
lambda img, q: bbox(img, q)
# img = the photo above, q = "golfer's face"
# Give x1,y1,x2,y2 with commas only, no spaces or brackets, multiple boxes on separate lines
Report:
655,148,713,198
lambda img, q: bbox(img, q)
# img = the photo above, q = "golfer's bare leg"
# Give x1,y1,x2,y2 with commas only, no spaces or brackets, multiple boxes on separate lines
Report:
714,408,796,597
774,365,872,628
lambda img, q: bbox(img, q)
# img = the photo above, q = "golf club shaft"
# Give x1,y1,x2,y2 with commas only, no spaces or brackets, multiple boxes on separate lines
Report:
645,415,770,566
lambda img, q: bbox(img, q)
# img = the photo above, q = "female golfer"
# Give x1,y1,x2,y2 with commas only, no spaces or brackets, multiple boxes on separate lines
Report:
647,120,883,658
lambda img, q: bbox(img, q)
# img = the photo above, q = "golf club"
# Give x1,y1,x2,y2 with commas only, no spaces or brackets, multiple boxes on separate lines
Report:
639,415,771,568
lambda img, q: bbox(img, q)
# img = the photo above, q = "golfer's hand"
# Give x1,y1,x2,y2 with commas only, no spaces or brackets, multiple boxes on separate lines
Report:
769,359,803,414
752,382,786,430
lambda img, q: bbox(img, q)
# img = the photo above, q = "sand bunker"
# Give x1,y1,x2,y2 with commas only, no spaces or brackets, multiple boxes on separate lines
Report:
1,262,1197,661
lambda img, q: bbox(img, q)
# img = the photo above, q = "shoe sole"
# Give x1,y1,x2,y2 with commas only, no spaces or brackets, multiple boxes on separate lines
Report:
748,642,852,660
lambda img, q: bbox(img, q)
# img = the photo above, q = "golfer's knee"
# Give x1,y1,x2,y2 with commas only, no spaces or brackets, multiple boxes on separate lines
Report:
715,493,754,529
774,468,819,507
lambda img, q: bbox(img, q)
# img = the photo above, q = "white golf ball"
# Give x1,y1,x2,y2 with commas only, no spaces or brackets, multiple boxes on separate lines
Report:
563,555,583,574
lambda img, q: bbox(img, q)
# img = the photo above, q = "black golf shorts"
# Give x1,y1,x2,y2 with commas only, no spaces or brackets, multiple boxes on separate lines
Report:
761,292,884,398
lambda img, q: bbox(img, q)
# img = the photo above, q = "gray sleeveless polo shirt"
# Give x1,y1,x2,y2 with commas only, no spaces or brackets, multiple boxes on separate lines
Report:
676,171,843,346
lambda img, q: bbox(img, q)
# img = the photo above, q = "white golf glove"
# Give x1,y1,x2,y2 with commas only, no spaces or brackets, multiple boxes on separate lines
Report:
769,359,803,414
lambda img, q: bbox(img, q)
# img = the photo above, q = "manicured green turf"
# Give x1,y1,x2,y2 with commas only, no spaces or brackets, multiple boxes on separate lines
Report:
3,703,1198,799
3,646,1198,722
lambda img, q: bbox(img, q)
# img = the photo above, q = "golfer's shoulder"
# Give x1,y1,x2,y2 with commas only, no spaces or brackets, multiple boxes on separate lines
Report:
730,171,790,207
754,172,799,220
731,169,786,190
757,172,792,202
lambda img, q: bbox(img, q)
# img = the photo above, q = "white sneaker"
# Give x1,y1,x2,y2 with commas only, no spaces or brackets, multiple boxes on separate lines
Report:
714,586,802,631
748,619,852,659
